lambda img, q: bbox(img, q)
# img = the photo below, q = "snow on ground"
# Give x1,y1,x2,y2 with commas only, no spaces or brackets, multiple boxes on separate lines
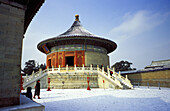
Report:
33,87,170,111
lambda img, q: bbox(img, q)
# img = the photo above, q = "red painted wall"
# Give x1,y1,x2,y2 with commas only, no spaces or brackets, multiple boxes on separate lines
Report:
46,51,85,68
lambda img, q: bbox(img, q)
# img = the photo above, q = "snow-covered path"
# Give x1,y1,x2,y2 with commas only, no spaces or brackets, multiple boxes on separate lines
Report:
33,87,170,111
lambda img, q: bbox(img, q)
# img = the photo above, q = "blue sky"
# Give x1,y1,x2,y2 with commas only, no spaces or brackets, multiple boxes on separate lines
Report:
22,0,170,69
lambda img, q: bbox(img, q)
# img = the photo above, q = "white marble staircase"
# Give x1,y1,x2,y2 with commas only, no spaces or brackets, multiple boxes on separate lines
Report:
23,69,48,88
23,65,133,89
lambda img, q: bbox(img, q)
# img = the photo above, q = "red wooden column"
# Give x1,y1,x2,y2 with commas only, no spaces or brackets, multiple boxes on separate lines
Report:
53,53,57,68
51,54,54,67
46,55,49,68
82,51,85,66
58,52,62,67
74,51,77,66
62,52,65,67
46,55,52,68
56,52,58,68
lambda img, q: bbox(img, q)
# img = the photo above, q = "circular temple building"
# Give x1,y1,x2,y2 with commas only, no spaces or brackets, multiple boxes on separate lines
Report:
24,16,133,89
37,15,117,69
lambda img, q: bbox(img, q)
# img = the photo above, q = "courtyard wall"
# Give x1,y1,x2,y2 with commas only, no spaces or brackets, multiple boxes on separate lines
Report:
0,2,25,107
123,69,170,87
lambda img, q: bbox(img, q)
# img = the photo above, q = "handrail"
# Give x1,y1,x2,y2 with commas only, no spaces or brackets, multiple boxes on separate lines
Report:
97,69,123,88
23,70,48,88
23,66,133,89
108,68,133,89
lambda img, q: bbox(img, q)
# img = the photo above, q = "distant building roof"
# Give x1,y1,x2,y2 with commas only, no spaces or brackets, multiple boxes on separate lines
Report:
145,59,170,69
121,59,170,75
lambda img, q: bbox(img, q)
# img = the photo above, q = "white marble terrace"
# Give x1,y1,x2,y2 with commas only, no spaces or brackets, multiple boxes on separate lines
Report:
23,65,133,89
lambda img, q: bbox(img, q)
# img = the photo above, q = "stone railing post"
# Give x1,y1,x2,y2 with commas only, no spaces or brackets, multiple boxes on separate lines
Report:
66,64,68,72
113,67,115,73
38,68,42,77
125,75,129,81
32,71,35,78
58,65,60,72
39,68,42,74
111,67,114,75
82,64,85,72
126,75,128,79
118,71,121,78
97,65,99,71
90,64,93,71
26,74,28,82
74,64,77,72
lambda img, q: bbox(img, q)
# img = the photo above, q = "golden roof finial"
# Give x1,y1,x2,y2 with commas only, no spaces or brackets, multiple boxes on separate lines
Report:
75,14,79,21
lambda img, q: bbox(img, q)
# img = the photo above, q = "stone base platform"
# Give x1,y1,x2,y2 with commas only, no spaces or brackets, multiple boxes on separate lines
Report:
0,95,45,111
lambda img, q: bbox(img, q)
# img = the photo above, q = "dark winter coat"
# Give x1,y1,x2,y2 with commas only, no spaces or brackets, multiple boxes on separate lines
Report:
22,87,32,100
35,81,40,96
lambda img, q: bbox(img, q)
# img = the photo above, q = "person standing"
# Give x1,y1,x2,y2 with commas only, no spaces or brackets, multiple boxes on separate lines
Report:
22,87,32,100
33,80,40,99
